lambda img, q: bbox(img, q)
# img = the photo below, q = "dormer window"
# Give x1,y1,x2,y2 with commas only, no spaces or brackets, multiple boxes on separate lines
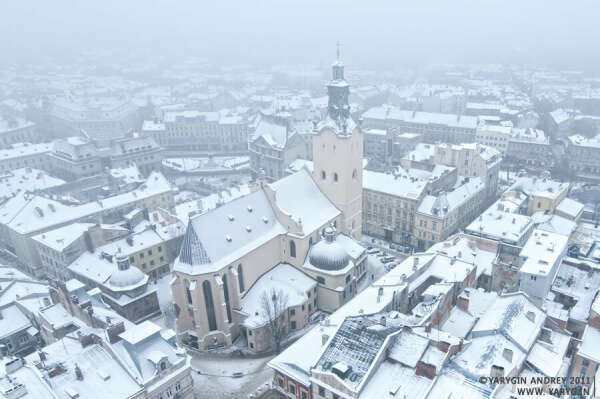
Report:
160,361,167,371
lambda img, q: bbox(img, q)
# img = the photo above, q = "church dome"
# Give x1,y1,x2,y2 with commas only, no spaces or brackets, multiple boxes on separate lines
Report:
108,253,146,289
308,227,350,271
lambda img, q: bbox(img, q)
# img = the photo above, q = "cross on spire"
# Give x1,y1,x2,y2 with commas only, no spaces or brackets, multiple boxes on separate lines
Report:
336,41,342,61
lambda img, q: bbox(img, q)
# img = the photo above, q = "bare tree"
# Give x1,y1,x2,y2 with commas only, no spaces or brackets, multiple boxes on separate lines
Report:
260,288,289,353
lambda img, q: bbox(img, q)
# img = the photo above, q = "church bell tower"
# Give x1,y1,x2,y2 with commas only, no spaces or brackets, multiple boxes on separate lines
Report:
313,43,363,239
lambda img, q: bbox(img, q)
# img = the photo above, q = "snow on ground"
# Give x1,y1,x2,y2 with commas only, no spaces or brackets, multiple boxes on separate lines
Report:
191,354,275,399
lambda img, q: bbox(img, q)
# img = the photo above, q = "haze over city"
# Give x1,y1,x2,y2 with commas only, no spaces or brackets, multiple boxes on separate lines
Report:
0,2,600,399
2,1,600,70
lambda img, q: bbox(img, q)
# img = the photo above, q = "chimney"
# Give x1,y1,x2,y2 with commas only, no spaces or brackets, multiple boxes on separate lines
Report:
458,338,464,352
380,316,386,326
77,331,94,348
525,311,536,322
107,321,125,344
457,294,469,312
75,363,84,380
413,257,419,270
38,350,46,362
321,334,329,346
425,324,432,333
502,348,513,363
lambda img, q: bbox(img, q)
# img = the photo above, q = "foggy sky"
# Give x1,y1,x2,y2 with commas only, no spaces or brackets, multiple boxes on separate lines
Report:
1,0,599,70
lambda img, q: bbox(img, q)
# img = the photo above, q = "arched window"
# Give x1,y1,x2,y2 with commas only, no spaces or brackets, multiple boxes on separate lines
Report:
334,173,338,182
290,240,296,258
202,280,217,331
237,264,245,292
321,170,326,180
160,361,167,371
309,237,313,246
185,279,193,304
223,275,232,323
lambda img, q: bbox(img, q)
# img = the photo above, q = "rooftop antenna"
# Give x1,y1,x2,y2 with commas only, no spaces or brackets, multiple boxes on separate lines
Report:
336,40,342,61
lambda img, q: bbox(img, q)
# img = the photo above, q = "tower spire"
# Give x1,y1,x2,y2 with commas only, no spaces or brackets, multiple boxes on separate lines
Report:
326,42,350,130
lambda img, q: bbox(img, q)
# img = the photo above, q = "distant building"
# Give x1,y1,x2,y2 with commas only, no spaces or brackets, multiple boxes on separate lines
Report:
141,109,249,155
566,134,600,182
0,142,53,174
48,136,104,180
248,114,308,181
362,106,479,144
107,136,163,176
0,117,38,149
414,177,487,250
475,124,511,154
362,128,390,169
506,128,554,169
44,96,141,143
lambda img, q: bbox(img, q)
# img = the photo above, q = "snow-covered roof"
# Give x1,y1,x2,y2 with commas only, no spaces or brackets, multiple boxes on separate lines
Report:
510,176,568,201
68,251,148,292
0,142,53,162
578,326,600,363
519,229,568,276
0,168,65,199
426,370,491,398
174,189,286,275
363,106,478,129
38,303,78,330
417,178,484,218
363,170,428,200
269,168,340,235
0,304,32,340
388,331,429,367
251,116,289,149
403,143,436,163
465,209,533,244
551,262,600,322
1,172,173,235
509,128,549,144
471,293,545,351
568,133,600,149
358,361,432,399
112,320,188,384
32,222,96,252
526,329,570,377
534,213,577,237
555,197,584,219
441,307,476,339
239,263,316,328
24,334,142,399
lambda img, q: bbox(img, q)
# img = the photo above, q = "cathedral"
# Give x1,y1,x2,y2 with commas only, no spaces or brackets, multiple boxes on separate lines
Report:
171,54,365,351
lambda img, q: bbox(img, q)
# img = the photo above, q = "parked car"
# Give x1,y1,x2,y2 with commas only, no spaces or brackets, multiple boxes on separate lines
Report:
366,248,379,254
377,252,388,258
381,256,396,263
